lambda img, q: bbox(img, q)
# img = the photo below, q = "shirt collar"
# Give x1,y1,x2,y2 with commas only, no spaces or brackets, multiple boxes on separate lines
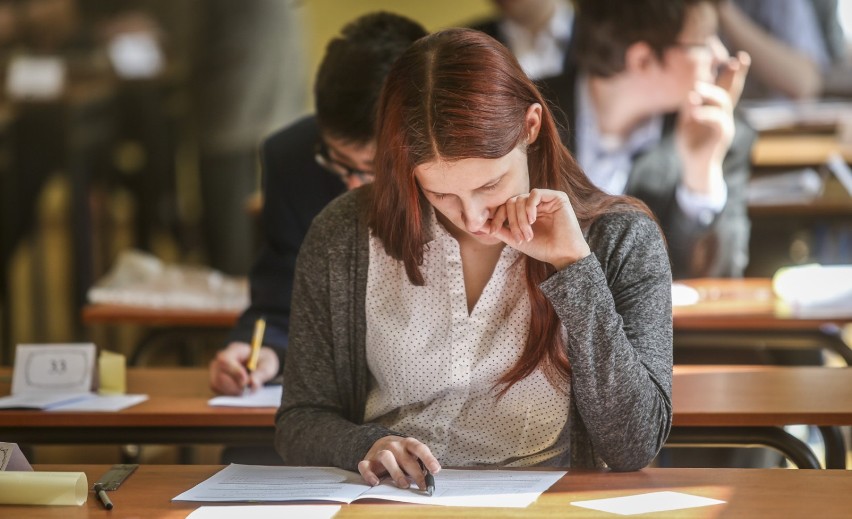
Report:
500,0,573,47
576,73,663,161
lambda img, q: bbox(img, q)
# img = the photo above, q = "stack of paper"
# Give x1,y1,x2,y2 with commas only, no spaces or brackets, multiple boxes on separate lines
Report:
173,464,565,508
773,264,852,317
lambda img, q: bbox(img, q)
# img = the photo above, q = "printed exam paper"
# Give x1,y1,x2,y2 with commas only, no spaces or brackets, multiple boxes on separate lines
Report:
173,464,565,508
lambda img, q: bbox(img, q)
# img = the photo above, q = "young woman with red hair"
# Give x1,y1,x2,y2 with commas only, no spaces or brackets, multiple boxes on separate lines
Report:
275,28,672,490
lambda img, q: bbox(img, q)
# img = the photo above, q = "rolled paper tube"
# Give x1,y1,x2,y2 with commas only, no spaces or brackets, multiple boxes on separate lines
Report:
0,471,88,506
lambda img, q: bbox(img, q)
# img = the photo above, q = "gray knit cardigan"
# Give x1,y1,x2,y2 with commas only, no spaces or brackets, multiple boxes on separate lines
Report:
275,187,672,471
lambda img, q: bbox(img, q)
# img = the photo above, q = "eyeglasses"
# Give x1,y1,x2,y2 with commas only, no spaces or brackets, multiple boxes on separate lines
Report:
672,38,717,56
314,141,375,185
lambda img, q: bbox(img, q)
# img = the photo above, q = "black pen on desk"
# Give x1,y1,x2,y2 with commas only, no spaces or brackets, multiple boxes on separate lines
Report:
93,483,113,510
245,317,266,389
418,459,435,497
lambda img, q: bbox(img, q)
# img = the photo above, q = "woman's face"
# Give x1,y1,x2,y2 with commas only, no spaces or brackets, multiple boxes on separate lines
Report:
414,146,532,246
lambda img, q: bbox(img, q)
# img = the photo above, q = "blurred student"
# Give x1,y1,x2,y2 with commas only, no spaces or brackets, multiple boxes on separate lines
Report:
209,13,427,396
541,0,754,279
719,0,839,100
469,0,574,80
276,28,672,482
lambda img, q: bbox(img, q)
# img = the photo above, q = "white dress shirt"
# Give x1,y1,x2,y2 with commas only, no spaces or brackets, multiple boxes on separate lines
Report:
575,74,727,225
364,208,571,467
500,0,574,80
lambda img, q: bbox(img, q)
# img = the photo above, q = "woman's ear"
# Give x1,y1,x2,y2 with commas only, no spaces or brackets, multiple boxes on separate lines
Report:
525,103,543,145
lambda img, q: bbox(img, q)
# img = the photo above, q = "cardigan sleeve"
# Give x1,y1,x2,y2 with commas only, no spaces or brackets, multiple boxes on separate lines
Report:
540,211,673,471
274,191,399,470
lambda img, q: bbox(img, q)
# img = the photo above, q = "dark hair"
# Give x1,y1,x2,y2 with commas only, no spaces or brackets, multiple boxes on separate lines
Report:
368,28,652,391
314,12,427,144
572,0,719,77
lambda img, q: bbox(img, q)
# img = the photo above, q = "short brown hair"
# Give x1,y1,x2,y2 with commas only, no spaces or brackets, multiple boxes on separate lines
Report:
571,0,719,77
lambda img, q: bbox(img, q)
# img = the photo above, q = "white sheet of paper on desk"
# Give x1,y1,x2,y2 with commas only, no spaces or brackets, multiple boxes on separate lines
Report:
186,505,341,519
208,385,282,408
47,394,148,412
570,491,725,515
0,392,147,411
0,392,92,410
173,464,565,508
364,468,565,507
671,283,700,306
773,264,852,317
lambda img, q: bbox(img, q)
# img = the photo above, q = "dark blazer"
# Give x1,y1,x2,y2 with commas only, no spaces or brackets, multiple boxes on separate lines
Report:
539,66,755,279
228,116,347,365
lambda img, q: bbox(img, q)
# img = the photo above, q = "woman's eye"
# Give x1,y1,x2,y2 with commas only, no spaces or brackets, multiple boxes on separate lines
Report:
483,178,501,191
433,193,447,200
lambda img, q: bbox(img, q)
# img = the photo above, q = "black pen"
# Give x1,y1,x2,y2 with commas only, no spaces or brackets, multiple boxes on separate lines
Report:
93,483,114,510
418,459,435,496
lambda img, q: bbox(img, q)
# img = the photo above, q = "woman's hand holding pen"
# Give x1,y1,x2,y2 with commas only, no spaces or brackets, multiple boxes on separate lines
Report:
358,436,441,491
209,342,279,395
489,188,590,270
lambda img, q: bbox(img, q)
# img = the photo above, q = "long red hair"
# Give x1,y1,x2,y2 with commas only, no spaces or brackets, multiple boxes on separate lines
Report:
368,29,652,391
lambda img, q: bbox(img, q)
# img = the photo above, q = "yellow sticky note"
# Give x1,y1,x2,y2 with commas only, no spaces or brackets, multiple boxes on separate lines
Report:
98,350,126,395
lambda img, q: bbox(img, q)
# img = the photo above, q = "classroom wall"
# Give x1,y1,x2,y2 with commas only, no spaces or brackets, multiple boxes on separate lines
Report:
302,0,495,109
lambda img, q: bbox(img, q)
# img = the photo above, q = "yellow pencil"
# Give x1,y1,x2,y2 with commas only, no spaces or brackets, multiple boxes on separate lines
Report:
246,317,266,375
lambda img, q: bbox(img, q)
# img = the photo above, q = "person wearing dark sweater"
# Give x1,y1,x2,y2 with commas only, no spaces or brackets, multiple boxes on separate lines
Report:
276,29,672,489
207,13,427,396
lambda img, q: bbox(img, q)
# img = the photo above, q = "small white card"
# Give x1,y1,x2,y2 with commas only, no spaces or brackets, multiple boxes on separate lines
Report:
570,491,725,515
186,505,341,519
11,343,96,396
5,55,66,100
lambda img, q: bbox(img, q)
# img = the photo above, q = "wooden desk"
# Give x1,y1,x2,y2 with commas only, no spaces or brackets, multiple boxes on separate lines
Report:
2,366,849,469
669,365,852,469
83,278,852,363
81,304,240,328
674,278,852,365
6,464,848,518
0,368,273,446
81,304,241,365
752,133,852,167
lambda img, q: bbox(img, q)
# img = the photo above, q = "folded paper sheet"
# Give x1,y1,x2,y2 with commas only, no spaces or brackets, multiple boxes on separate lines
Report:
0,471,88,506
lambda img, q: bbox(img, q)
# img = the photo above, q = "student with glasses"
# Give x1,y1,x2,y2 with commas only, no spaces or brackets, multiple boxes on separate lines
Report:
540,0,754,280
209,12,427,397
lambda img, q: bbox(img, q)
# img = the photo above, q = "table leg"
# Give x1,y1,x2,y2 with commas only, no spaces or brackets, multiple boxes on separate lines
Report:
667,426,822,469
817,425,847,469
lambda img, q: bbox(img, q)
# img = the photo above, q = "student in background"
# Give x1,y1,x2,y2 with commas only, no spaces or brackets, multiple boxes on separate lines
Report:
468,0,574,80
541,0,754,279
719,0,838,100
276,29,672,486
209,12,428,396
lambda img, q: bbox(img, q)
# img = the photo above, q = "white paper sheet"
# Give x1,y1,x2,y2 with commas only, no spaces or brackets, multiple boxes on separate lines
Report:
48,394,148,412
0,392,147,411
0,392,92,410
173,465,366,503
208,386,282,408
570,491,725,515
364,468,565,508
671,283,700,306
173,464,565,508
185,505,341,519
